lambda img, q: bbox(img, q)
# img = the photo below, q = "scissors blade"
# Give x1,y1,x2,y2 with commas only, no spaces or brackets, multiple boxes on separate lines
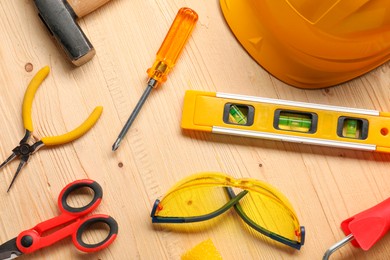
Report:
0,153,17,170
0,238,22,260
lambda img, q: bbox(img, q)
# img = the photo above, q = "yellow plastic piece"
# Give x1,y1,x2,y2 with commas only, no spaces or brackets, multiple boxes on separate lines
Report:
147,7,198,85
22,66,50,132
181,239,223,260
155,172,302,244
181,90,390,152
41,106,103,146
220,0,390,88
181,91,216,132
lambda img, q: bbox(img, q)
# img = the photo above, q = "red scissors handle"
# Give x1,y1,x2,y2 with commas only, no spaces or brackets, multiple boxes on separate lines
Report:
15,180,118,254
73,214,118,252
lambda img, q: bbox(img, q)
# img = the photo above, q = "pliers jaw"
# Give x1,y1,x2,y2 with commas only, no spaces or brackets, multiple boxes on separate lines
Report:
1,66,102,192
0,130,31,170
14,130,45,156
0,130,45,192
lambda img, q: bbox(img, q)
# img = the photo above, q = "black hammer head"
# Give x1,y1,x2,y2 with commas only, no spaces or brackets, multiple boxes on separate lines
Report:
33,0,95,66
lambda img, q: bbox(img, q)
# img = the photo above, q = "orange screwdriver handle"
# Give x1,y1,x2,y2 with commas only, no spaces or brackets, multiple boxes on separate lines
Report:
341,197,390,250
147,7,198,85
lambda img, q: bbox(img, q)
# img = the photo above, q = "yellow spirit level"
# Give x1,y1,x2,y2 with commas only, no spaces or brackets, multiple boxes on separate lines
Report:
181,91,390,153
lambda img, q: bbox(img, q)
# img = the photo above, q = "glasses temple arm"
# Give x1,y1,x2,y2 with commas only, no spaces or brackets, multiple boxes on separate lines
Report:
225,187,305,250
151,190,249,223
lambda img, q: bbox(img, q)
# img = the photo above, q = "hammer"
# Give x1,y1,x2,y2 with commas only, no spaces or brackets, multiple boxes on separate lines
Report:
34,0,112,66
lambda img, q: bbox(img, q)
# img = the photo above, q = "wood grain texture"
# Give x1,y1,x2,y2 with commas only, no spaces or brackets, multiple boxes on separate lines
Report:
0,0,389,259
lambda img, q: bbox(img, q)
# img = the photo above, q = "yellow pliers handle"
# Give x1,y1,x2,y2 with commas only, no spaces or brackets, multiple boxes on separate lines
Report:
22,66,103,146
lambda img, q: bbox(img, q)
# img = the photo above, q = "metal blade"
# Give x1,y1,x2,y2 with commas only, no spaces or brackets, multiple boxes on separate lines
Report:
0,238,22,260
323,234,354,260
6,159,27,193
0,153,17,170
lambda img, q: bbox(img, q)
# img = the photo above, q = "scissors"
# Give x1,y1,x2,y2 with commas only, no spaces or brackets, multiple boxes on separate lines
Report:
0,66,103,192
0,179,118,259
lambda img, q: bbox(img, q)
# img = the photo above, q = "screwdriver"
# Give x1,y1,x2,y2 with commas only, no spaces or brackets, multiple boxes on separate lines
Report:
112,7,198,151
323,197,390,259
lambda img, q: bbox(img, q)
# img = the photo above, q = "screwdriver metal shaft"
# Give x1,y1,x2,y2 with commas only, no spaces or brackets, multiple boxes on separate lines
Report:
112,7,198,151
112,79,155,151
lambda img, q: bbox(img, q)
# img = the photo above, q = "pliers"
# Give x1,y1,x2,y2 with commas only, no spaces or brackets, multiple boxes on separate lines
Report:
0,66,103,192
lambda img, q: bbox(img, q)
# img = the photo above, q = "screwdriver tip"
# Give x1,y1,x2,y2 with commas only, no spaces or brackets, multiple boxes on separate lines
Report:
112,138,121,151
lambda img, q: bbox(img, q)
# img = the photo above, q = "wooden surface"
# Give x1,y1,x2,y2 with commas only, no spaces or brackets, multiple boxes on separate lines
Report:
0,0,389,259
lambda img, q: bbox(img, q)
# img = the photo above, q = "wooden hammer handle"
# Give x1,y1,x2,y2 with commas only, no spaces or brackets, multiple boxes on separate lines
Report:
67,0,112,18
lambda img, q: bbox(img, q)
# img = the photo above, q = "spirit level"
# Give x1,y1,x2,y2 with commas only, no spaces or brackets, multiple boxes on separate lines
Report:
181,91,390,153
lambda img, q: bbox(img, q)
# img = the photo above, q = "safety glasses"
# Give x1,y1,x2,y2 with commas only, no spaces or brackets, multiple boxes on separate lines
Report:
151,172,305,250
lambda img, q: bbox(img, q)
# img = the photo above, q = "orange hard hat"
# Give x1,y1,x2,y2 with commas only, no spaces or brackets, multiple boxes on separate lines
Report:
220,0,390,88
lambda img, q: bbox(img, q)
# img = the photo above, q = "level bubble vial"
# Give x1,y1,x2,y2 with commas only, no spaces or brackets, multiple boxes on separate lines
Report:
223,103,254,126
275,110,317,133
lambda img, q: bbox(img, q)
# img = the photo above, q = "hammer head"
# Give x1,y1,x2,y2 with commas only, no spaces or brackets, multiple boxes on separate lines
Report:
34,0,95,66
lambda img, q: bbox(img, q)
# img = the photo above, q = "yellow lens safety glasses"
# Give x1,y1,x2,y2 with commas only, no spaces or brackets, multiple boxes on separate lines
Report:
150,172,305,250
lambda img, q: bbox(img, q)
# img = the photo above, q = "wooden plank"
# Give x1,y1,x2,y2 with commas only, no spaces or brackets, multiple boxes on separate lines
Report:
0,0,389,259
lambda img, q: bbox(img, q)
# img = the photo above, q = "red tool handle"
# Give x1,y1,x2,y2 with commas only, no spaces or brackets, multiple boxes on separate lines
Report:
341,197,390,250
15,180,118,254
58,179,102,215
